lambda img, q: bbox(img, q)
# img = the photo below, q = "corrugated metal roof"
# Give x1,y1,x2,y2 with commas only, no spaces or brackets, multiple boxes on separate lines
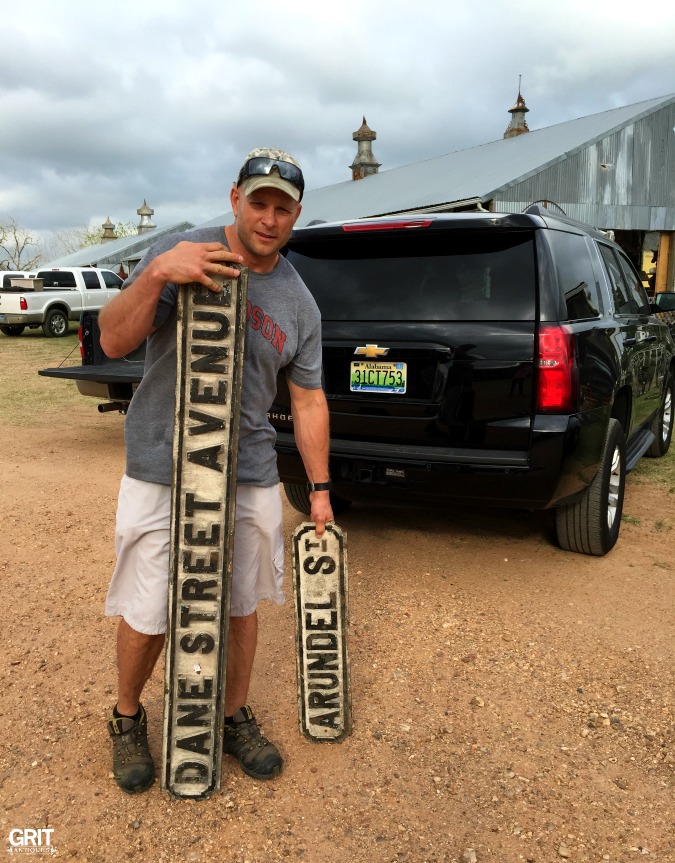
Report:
199,93,675,228
43,222,194,268
492,98,675,230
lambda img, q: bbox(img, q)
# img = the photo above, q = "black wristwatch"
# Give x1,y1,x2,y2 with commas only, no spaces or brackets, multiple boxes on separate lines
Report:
307,480,333,493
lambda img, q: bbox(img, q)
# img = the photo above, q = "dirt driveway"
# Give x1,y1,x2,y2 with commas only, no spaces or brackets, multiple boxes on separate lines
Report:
1,341,673,863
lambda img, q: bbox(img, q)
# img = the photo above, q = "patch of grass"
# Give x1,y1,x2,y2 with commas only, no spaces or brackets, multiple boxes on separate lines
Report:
621,514,641,526
0,325,87,425
632,446,675,488
654,519,669,532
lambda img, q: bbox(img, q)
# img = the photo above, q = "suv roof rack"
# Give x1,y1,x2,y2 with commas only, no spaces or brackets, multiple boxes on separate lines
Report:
523,204,612,240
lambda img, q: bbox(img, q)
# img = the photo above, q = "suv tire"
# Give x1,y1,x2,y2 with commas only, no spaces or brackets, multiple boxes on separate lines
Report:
283,482,352,517
555,418,626,556
646,371,674,458
0,325,25,336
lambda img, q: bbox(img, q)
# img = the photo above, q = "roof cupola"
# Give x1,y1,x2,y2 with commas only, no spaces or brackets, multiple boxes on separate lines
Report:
101,217,118,242
504,78,530,139
137,200,156,234
351,117,381,180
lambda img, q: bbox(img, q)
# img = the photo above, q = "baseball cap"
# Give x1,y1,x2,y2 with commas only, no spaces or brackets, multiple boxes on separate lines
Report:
237,147,305,202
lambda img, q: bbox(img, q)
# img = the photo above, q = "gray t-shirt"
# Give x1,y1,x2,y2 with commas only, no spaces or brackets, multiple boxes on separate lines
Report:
123,227,322,486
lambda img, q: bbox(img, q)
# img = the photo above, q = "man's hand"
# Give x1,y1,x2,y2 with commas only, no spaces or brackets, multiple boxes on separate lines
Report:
309,489,334,537
152,242,244,293
99,242,244,358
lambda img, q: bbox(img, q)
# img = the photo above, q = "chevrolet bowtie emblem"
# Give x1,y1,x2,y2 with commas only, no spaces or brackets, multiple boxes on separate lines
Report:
354,344,390,358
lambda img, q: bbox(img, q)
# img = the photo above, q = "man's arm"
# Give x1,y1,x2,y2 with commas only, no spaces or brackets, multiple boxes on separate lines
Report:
99,241,243,358
288,379,334,536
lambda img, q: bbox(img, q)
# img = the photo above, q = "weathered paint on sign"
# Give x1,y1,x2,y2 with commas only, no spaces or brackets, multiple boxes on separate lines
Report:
292,522,351,742
162,272,248,799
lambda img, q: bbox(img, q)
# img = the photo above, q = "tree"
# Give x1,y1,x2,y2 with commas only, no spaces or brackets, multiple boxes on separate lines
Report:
37,220,138,264
1,217,138,269
77,221,137,248
0,217,41,270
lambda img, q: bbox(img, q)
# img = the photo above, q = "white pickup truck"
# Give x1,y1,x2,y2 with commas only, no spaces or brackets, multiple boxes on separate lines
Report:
0,267,123,337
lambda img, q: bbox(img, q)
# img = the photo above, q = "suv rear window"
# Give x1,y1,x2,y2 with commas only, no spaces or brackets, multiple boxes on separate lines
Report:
598,244,650,316
546,230,602,320
286,231,536,321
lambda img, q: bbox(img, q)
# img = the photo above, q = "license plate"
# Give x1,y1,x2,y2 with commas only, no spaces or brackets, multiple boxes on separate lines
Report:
350,361,407,394
0,315,6,321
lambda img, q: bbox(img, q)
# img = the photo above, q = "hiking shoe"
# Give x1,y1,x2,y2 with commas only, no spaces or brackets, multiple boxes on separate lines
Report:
222,706,282,780
107,704,155,794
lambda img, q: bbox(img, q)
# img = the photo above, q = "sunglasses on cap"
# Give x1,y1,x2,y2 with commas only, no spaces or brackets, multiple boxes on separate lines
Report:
237,157,305,200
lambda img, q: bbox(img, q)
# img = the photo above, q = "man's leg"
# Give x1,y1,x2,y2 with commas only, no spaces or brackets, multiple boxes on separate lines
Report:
222,610,282,779
116,619,166,715
221,485,284,780
107,619,165,795
224,612,257,716
105,476,172,794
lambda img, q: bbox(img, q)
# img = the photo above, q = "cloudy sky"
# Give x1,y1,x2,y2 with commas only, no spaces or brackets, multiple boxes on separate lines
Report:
1,0,674,241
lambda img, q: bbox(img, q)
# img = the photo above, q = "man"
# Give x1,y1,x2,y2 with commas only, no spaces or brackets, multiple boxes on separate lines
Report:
99,147,334,794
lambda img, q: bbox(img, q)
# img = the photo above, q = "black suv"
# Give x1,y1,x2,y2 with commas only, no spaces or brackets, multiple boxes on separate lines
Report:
272,206,675,556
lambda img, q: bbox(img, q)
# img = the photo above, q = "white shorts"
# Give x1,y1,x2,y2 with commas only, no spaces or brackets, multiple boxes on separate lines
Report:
105,475,285,634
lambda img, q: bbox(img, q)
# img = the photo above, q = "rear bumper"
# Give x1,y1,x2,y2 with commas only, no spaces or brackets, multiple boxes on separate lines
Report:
275,413,604,510
0,313,40,325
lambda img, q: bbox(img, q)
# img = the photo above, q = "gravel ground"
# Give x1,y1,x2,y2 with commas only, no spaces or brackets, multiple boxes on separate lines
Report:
1,396,673,863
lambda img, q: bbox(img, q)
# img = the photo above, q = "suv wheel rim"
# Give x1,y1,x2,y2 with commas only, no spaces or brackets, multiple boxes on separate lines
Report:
607,444,622,530
662,388,672,443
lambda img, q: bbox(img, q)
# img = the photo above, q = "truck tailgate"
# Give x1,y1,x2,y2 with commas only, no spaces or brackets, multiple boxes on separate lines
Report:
0,293,23,315
38,362,144,385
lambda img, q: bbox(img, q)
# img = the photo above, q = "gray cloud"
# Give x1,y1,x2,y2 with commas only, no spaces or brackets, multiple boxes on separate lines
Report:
1,0,673,240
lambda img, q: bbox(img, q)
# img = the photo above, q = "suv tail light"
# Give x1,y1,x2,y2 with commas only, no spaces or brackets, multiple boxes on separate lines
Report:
342,219,432,232
78,323,85,358
537,325,577,412
20,297,27,311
